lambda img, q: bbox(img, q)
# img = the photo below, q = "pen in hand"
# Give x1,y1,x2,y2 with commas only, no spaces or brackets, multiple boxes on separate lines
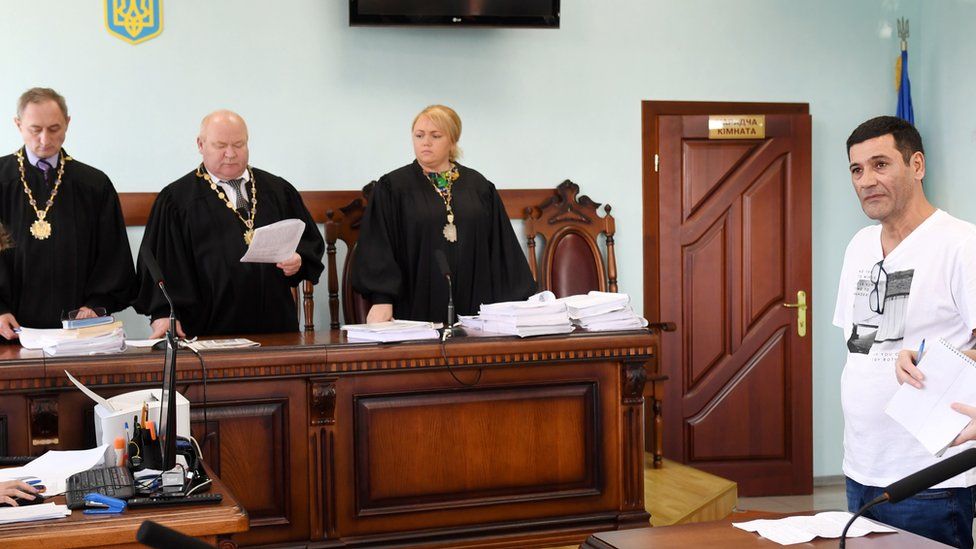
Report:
914,339,926,366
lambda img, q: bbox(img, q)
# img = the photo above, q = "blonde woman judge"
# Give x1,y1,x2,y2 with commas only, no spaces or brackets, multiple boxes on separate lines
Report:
353,105,535,324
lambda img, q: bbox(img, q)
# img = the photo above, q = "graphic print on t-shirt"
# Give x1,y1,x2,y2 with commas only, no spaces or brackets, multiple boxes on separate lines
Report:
847,264,914,355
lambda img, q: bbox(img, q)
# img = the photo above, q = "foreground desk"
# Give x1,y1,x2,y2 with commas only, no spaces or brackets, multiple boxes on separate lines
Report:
581,512,951,548
0,465,247,548
0,330,657,547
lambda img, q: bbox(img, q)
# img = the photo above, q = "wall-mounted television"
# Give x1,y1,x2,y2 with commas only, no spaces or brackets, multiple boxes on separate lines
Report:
350,0,560,28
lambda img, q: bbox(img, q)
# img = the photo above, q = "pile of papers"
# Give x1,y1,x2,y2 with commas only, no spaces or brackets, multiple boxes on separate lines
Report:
18,319,126,356
460,291,574,337
342,320,440,342
561,292,648,331
0,502,70,525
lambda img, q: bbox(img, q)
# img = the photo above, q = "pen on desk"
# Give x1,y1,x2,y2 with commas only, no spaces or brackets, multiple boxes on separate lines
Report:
914,339,926,366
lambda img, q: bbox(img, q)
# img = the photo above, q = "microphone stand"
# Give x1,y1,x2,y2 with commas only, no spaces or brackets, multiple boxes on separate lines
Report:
442,274,456,342
838,494,886,548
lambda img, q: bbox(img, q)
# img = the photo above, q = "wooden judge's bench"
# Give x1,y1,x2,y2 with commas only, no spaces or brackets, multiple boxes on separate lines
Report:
0,329,658,548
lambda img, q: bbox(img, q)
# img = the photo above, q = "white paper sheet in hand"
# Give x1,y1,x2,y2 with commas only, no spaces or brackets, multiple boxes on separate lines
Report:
884,337,976,456
240,218,305,263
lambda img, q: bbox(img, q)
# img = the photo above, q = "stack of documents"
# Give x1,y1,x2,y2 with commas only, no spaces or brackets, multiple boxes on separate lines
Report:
342,320,440,342
460,291,574,337
18,320,126,356
560,292,648,331
0,503,71,525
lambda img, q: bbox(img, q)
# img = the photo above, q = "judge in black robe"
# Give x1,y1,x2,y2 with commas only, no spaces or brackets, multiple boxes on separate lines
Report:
352,106,535,323
0,148,135,334
134,111,324,338
135,168,325,337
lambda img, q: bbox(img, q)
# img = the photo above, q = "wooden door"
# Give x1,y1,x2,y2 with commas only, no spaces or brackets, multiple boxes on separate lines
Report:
642,101,812,496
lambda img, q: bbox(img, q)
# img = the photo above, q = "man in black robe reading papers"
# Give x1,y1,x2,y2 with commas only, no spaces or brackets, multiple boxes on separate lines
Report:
135,110,324,338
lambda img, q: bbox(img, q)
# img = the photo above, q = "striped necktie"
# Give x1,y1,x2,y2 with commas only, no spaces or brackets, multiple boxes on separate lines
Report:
226,178,248,212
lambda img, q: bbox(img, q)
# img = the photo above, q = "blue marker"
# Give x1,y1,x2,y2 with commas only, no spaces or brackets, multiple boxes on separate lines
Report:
914,339,926,366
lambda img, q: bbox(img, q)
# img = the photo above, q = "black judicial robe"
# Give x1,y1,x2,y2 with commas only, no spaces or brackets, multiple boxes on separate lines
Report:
0,149,135,330
352,161,536,322
134,168,325,337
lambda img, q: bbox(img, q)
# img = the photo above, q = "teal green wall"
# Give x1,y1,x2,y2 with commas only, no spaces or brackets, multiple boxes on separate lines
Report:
0,1,943,478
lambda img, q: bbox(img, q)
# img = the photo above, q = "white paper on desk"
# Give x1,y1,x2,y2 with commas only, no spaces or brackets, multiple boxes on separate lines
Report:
884,337,976,456
126,338,165,348
16,327,68,350
239,218,305,263
0,445,111,496
64,370,115,411
733,511,895,545
0,502,71,525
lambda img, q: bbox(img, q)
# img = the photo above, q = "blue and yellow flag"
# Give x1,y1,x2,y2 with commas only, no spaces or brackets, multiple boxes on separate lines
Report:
896,49,914,124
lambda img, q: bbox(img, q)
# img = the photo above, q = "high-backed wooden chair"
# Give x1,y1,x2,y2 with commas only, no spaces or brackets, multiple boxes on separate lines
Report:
325,182,375,329
524,180,617,297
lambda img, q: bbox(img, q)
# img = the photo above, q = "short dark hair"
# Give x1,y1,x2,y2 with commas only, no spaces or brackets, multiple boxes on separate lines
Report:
16,87,68,119
846,116,923,164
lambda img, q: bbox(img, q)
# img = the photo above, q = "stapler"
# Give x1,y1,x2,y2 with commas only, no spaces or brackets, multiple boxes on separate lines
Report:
82,492,127,514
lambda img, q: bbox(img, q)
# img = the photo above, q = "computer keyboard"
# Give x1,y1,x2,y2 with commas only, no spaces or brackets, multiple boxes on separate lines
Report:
65,466,136,510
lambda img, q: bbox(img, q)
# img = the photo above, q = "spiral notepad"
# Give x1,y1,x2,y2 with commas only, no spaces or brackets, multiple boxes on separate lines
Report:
885,338,976,456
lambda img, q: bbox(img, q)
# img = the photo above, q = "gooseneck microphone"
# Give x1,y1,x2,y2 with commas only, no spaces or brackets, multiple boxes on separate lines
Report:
136,520,214,549
839,448,976,547
140,246,176,333
434,249,455,340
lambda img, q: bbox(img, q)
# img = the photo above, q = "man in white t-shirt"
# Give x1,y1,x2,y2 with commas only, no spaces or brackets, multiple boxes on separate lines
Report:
834,116,976,548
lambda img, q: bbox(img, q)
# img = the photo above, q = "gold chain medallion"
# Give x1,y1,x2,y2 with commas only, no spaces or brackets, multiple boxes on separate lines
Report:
197,165,258,245
15,149,69,240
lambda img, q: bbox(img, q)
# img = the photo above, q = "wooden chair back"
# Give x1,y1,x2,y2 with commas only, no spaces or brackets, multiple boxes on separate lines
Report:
325,182,375,329
525,180,617,298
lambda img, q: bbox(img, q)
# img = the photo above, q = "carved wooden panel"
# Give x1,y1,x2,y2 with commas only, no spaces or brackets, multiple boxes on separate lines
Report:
688,329,788,460
191,400,289,528
681,141,757,220
353,383,599,516
743,157,787,331
684,214,729,387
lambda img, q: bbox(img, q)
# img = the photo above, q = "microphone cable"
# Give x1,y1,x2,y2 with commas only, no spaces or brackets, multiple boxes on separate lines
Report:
838,494,886,548
182,344,212,451
439,335,482,387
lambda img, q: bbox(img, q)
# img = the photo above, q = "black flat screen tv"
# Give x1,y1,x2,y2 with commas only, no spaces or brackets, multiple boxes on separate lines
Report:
350,0,560,28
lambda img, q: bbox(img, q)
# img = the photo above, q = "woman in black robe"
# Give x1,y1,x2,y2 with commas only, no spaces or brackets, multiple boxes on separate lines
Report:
352,105,535,324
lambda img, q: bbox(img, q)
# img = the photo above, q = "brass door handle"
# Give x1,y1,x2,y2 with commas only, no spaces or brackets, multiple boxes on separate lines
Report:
782,290,807,337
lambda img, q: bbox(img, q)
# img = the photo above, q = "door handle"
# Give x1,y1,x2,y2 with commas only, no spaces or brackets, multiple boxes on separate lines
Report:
782,290,807,337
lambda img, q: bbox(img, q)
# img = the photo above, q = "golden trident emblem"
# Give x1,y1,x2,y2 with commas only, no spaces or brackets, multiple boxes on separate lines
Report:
113,0,156,39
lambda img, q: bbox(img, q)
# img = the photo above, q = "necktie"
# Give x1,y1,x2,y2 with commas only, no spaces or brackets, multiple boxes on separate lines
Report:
37,159,53,187
226,178,248,212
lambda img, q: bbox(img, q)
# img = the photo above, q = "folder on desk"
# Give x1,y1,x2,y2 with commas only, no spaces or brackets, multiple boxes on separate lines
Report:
885,338,976,456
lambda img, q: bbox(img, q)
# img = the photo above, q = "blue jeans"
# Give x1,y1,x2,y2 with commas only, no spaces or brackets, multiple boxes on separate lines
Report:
847,477,975,548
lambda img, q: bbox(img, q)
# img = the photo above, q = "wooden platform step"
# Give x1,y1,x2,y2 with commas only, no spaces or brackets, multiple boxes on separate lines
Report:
646,456,737,526
546,454,737,548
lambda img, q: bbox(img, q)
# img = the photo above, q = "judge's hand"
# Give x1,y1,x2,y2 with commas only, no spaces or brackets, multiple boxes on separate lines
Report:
951,402,976,446
895,349,924,389
0,313,20,340
73,306,99,319
366,304,393,324
149,317,186,339
277,253,302,277
0,480,38,506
